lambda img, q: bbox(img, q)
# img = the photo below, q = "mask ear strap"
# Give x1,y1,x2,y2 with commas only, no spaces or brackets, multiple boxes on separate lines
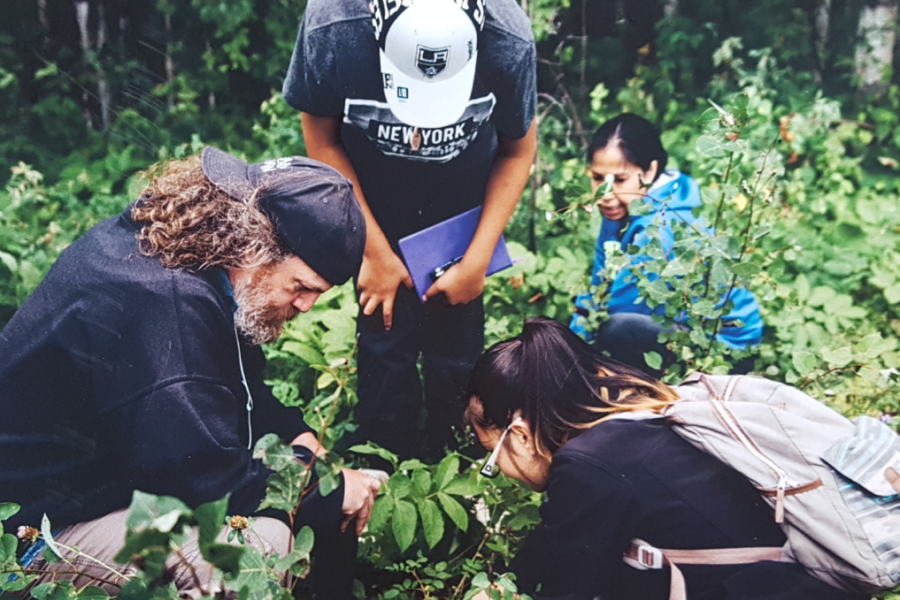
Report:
479,417,523,478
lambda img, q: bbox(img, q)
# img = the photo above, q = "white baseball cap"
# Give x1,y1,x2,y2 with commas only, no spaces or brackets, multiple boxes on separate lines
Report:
373,0,483,129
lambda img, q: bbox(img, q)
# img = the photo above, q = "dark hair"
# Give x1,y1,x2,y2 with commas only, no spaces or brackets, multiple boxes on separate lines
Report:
465,317,679,457
586,114,668,180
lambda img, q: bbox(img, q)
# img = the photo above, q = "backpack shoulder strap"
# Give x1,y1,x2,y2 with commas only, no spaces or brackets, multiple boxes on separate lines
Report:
623,539,783,600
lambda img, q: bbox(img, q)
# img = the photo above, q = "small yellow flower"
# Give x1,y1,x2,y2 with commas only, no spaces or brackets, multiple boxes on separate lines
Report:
229,516,249,531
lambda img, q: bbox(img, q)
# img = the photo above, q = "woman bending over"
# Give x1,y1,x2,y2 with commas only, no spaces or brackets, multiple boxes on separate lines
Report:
467,317,862,600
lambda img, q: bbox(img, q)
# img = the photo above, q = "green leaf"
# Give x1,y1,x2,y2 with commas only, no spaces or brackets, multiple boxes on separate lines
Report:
0,503,20,522
0,250,17,274
436,492,468,532
441,477,483,497
858,333,897,359
41,514,65,560
388,473,412,500
807,286,835,307
78,586,110,600
696,135,729,158
280,341,325,366
397,458,427,471
791,350,818,375
434,454,460,491
224,542,270,593
294,526,315,556
253,434,297,471
367,496,393,533
0,533,16,562
885,284,900,304
644,351,663,370
203,543,245,575
417,498,444,549
31,582,72,600
347,443,399,468
660,258,688,277
317,464,342,498
257,461,307,512
471,572,491,588
317,371,335,389
125,491,191,533
795,274,810,301
506,504,541,530
729,262,760,278
412,469,432,496
821,346,852,367
392,499,417,552
195,496,229,549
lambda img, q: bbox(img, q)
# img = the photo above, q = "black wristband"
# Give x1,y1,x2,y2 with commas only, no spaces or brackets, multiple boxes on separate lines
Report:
291,445,315,466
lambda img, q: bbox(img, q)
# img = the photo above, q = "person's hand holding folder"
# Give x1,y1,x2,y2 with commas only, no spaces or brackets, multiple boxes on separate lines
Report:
422,256,487,305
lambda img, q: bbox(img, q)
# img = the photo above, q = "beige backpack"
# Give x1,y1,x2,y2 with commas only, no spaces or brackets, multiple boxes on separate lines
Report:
622,373,900,599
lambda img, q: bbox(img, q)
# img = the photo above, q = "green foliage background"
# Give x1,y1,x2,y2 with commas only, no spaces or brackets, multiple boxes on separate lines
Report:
4,0,900,598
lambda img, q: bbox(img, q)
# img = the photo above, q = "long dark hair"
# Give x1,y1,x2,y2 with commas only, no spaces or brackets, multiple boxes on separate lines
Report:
587,113,668,180
466,317,679,458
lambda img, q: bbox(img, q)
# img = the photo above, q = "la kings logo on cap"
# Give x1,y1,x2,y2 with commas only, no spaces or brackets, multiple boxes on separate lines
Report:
260,157,292,172
416,45,450,77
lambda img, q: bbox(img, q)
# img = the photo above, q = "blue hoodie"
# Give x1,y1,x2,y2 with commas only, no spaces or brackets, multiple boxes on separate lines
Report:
570,170,763,349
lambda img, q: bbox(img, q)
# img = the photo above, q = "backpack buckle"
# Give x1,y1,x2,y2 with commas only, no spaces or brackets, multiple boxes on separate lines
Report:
623,538,665,570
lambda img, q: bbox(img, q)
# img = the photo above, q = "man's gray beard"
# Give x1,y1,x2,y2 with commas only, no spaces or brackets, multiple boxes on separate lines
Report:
232,277,296,345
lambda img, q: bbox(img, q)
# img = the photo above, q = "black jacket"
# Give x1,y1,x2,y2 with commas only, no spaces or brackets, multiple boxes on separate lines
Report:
510,419,864,600
0,206,313,530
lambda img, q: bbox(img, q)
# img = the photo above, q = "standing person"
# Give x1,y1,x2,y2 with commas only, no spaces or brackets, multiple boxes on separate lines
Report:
570,113,763,377
283,0,538,462
0,148,380,599
466,317,865,600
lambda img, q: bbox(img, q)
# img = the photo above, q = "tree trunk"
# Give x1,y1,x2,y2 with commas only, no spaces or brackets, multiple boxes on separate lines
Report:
97,2,111,129
855,0,897,96
164,10,175,110
813,0,830,84
74,0,94,130
37,0,50,48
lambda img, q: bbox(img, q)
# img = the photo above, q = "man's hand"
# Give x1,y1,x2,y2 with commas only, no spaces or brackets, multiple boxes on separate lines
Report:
357,248,414,330
290,432,327,457
340,468,382,535
423,259,486,305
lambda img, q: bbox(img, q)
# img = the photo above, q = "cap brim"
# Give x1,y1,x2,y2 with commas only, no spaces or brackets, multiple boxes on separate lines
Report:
201,146,252,202
380,49,477,129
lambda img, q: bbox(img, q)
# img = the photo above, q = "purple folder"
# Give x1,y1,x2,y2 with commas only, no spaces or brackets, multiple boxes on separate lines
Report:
398,206,514,301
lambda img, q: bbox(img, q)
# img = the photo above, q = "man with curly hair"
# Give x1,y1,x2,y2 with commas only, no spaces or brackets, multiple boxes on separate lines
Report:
0,147,378,599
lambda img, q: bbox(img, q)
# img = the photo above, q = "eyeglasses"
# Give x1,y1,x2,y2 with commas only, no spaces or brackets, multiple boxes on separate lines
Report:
480,417,522,478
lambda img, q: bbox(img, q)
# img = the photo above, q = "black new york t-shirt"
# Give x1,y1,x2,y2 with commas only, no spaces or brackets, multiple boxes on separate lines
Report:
283,0,537,243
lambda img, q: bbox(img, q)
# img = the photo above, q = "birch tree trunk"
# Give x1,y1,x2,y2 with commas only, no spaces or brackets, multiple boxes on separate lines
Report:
855,0,897,95
74,0,94,129
813,0,830,84
37,0,50,48
97,2,111,129
164,9,175,110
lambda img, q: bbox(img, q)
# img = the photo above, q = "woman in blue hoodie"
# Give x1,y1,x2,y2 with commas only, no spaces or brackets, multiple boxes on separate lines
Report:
571,114,763,375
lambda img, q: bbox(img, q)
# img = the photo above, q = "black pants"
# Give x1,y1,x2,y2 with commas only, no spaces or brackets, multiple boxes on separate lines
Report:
354,284,484,463
595,313,754,378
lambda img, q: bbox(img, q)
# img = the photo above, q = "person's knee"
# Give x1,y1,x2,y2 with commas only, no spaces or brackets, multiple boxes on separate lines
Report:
597,313,666,346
